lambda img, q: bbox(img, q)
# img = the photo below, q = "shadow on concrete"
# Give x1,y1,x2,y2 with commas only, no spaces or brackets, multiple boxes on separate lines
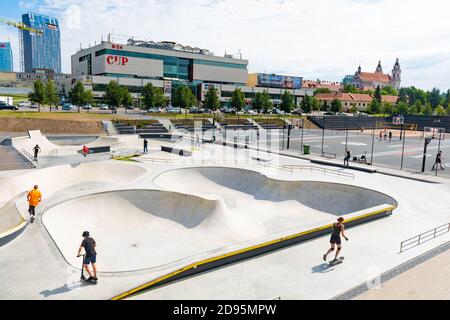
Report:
311,263,336,274
39,282,85,298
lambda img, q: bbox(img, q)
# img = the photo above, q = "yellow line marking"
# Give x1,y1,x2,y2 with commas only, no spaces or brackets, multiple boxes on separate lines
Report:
111,206,396,300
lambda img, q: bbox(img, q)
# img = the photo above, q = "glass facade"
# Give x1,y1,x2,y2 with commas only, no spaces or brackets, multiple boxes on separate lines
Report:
22,13,61,73
95,49,247,72
0,42,13,72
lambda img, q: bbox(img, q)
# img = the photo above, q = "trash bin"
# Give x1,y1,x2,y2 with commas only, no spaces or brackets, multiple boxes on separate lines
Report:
303,145,310,155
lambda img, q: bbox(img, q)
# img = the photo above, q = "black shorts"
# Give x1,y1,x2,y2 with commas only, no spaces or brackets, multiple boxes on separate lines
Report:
330,235,342,245
28,205,36,216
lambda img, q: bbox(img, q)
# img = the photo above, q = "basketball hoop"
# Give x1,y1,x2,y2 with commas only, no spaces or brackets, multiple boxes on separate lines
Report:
424,127,446,140
393,117,404,126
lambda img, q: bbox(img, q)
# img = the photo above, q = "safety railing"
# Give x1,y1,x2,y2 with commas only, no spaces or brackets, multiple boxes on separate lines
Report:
283,165,355,180
399,223,450,253
48,149,58,157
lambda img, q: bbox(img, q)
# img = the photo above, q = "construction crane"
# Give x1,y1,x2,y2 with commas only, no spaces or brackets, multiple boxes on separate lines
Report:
0,17,43,71
0,17,43,34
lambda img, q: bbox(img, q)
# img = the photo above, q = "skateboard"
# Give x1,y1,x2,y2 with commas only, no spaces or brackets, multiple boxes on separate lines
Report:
329,257,345,266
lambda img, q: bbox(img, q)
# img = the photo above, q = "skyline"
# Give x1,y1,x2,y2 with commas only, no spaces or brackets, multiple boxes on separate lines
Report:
0,0,450,90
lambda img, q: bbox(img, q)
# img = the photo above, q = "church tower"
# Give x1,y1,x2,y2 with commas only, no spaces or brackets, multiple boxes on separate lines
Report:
391,58,401,90
375,60,383,73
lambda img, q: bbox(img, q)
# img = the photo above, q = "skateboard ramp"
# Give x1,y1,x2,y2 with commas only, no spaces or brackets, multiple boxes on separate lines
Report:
42,189,261,272
154,167,398,217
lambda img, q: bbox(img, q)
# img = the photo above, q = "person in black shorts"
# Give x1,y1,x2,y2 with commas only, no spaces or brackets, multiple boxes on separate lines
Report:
77,231,98,282
344,150,351,166
323,217,348,263
143,138,148,154
432,151,444,171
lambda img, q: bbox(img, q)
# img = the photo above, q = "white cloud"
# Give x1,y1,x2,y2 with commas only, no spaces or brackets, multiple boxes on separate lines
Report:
5,0,450,90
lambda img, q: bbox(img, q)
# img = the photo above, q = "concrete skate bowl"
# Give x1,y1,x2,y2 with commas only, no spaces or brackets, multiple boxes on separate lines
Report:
0,161,148,204
154,167,398,233
42,189,265,273
0,192,27,247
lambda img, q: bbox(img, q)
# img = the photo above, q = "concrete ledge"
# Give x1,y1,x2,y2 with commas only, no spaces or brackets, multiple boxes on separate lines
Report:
161,146,192,156
111,204,396,300
310,159,378,173
140,133,182,140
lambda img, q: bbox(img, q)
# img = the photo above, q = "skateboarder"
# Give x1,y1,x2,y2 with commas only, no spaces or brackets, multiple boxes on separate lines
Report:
77,231,98,283
344,150,351,166
432,151,445,170
81,145,89,157
323,217,348,263
27,185,42,223
33,144,41,161
143,138,148,153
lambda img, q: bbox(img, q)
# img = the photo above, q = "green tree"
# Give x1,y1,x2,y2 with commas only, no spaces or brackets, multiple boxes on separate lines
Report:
428,88,442,109
153,87,167,108
69,81,87,112
121,86,133,110
421,103,433,115
172,86,197,109
330,98,342,113
343,84,359,93
45,79,59,112
311,97,320,112
349,103,358,114
412,100,422,114
367,99,381,114
204,86,220,111
374,86,382,103
381,102,393,115
29,80,46,112
313,88,331,95
230,88,245,111
252,92,263,112
398,88,409,104
259,90,273,113
435,105,447,116
84,90,94,107
380,86,398,96
301,95,311,113
142,83,157,109
321,100,328,112
103,81,123,111
280,90,295,113
396,101,409,115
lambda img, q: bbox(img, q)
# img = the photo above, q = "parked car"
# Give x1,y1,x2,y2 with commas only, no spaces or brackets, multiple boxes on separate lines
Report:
99,104,110,110
292,108,303,115
167,106,182,114
82,104,92,110
30,103,39,109
323,112,334,116
18,101,32,108
245,109,257,115
62,103,75,111
0,103,18,110
271,108,285,115
148,107,162,113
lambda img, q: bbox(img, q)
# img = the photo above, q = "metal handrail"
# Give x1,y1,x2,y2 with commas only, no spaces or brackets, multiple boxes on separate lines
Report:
399,223,450,253
283,165,355,180
20,148,37,167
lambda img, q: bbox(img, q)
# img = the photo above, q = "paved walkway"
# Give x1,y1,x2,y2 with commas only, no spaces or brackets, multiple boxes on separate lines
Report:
356,248,450,300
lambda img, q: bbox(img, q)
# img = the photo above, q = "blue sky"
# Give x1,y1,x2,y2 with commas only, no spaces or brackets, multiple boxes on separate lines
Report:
1,0,450,90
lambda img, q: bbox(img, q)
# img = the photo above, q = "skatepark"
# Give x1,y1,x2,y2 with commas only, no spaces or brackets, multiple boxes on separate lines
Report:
0,128,449,300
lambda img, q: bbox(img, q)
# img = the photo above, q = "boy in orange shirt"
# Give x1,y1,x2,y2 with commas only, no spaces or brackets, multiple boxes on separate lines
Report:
27,185,42,223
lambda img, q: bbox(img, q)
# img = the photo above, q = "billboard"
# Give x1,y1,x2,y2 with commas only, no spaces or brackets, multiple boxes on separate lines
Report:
257,73,302,89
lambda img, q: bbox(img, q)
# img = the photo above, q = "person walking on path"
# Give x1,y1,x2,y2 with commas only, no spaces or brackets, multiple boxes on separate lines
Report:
33,144,41,161
27,185,42,223
77,231,98,283
432,151,445,171
389,131,393,143
344,149,351,166
323,217,348,263
379,131,382,141
81,145,89,157
143,138,148,154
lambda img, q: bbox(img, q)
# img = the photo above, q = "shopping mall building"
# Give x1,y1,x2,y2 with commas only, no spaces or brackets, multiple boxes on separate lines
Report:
62,39,315,106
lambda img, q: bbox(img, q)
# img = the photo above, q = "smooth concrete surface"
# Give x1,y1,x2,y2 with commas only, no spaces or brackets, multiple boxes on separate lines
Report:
0,131,449,300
